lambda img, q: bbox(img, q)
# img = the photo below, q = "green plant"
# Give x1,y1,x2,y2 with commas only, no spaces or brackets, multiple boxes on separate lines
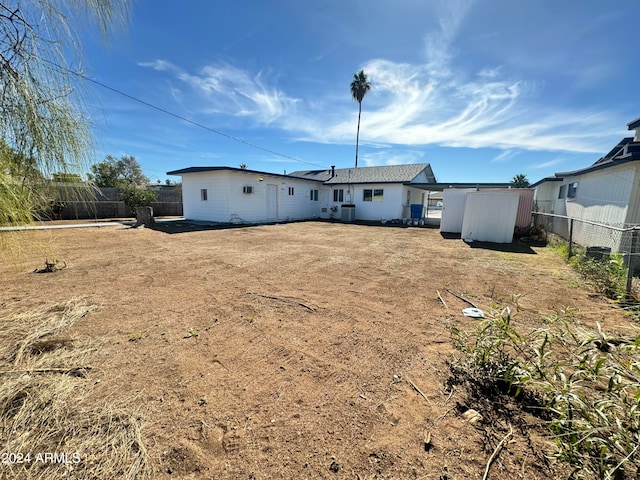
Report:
450,308,640,479
183,328,199,339
572,254,627,300
120,187,157,210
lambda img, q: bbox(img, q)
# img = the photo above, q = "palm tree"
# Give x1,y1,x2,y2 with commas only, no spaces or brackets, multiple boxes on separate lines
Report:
350,70,371,168
511,173,530,188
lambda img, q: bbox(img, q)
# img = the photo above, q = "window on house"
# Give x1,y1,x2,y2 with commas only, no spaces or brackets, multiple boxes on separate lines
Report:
363,189,384,202
288,187,294,196
558,185,567,199
310,189,318,201
567,182,578,199
333,189,344,202
200,189,208,201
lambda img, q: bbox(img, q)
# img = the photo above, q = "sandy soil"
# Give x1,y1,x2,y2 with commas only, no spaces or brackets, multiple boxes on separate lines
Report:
0,220,632,479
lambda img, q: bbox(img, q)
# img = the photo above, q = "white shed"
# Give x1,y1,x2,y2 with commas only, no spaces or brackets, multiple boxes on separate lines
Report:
439,189,475,233
461,191,520,243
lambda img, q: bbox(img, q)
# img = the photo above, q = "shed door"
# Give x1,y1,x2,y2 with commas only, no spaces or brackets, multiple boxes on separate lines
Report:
267,184,278,220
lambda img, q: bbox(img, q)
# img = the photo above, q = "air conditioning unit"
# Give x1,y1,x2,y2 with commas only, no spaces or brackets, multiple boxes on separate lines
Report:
243,186,253,194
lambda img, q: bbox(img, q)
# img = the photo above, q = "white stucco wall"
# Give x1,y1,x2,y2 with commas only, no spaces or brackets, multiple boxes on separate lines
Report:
180,170,322,222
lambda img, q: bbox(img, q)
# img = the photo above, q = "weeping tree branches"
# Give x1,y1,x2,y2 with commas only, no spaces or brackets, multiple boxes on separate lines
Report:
0,0,130,226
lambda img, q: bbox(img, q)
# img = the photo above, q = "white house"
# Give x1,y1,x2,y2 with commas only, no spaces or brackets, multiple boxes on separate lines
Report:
532,116,640,249
166,164,437,224
290,163,436,221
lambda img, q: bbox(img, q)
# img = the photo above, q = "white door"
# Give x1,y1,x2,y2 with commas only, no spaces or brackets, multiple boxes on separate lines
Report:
267,184,278,220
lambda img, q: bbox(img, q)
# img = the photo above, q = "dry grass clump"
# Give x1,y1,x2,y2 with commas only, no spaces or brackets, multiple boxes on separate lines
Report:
0,299,150,479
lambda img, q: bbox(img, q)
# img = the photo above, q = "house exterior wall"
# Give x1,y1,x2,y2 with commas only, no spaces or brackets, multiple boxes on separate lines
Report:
534,163,640,249
182,171,231,221
181,171,321,222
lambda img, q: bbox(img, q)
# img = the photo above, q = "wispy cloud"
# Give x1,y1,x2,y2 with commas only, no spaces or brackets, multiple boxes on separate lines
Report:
362,150,427,167
139,60,301,125
138,0,622,157
492,150,520,163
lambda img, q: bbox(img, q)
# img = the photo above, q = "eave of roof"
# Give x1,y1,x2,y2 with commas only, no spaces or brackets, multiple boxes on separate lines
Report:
407,182,514,191
166,166,324,182
530,177,563,188
555,151,640,177
628,116,640,130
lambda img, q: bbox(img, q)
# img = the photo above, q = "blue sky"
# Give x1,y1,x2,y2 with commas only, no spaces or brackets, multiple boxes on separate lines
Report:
81,0,639,184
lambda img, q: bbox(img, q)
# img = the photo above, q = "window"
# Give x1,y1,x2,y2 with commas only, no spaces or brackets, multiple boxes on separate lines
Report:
200,188,208,201
363,189,384,202
567,182,578,199
333,189,344,202
558,185,567,199
242,186,253,194
288,186,295,196
310,189,318,201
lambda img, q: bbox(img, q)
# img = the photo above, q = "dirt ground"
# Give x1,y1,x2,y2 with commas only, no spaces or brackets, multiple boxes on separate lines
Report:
0,220,634,479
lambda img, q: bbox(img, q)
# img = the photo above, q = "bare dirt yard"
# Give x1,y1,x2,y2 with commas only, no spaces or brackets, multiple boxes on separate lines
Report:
0,220,634,479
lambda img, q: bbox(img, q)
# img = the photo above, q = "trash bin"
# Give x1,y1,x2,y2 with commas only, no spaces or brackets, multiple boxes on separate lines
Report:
586,246,611,260
410,204,423,219
341,204,356,222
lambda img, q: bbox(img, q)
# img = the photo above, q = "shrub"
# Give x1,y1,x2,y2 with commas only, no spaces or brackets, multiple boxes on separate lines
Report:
572,254,626,300
450,308,640,479
120,187,157,210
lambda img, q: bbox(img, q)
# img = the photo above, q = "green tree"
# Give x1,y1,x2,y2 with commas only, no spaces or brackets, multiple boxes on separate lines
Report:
511,173,530,188
88,155,149,188
0,0,129,227
239,163,248,169
350,70,371,168
120,187,157,210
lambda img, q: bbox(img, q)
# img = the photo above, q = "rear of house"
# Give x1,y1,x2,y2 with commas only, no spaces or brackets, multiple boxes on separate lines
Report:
169,163,437,224
168,167,324,223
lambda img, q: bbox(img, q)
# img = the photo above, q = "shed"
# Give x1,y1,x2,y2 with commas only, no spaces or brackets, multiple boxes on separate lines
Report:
461,191,519,243
439,189,475,233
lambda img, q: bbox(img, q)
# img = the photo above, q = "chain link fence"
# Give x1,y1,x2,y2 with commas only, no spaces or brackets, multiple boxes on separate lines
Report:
534,212,640,295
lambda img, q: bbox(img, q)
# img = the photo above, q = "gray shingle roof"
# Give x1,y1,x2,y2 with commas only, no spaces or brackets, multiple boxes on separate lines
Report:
289,163,434,184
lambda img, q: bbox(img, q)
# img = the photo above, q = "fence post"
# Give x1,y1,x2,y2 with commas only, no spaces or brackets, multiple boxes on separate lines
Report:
626,230,639,297
568,218,574,259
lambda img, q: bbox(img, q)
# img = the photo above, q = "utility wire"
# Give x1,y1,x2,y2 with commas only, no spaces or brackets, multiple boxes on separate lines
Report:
45,58,327,169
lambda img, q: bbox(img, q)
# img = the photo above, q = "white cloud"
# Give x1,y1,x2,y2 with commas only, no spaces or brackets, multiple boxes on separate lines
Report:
492,150,520,163
139,61,301,125
362,150,426,167
139,0,622,157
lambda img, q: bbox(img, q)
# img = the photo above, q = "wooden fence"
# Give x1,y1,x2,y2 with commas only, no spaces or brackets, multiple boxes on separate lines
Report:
50,186,183,220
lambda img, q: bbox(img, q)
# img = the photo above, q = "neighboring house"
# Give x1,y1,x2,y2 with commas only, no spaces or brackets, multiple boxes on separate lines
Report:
167,164,437,223
532,116,640,249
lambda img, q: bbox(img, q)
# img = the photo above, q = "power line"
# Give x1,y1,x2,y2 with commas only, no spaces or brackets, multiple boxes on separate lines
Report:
45,59,327,169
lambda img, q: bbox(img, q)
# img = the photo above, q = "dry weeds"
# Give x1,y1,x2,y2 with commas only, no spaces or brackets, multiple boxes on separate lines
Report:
0,299,149,479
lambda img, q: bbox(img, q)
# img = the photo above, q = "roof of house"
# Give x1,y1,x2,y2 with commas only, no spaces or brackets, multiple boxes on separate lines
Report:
289,163,435,185
532,118,640,185
166,166,324,182
628,116,640,130
552,137,640,178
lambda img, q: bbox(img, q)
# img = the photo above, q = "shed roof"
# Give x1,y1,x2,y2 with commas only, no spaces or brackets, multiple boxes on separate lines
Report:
289,163,435,184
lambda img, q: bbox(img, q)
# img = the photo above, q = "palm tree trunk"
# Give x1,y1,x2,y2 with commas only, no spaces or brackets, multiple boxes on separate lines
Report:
355,101,362,168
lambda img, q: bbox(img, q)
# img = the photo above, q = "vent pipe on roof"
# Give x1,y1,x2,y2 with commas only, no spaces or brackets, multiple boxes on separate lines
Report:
331,165,335,178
